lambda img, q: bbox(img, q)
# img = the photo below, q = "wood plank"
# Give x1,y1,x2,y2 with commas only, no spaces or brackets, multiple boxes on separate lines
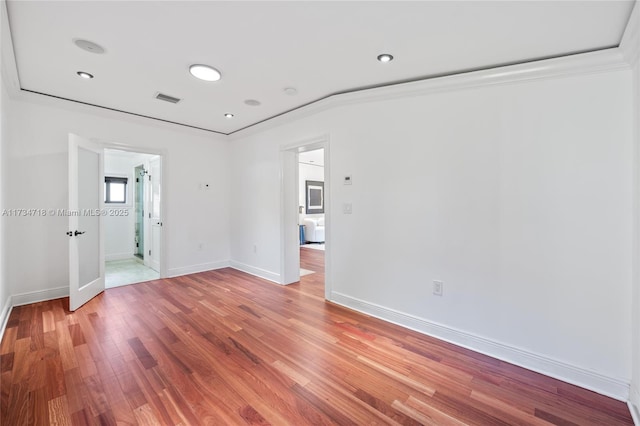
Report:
127,337,158,369
55,320,79,371
0,248,634,425
48,395,72,426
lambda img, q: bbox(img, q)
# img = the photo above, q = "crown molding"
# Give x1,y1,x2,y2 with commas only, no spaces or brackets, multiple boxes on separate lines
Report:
620,1,640,66
229,47,629,141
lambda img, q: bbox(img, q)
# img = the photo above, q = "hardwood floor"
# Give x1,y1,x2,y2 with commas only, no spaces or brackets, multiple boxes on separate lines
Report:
0,247,633,425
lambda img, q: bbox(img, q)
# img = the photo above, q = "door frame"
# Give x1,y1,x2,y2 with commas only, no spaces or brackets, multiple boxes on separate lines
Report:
133,163,146,261
100,140,168,279
147,156,162,272
280,134,331,299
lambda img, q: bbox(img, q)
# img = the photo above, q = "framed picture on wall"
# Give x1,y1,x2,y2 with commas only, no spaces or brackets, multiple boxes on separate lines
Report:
305,180,324,214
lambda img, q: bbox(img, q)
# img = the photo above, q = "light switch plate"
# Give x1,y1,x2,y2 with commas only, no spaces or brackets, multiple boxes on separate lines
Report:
433,280,443,296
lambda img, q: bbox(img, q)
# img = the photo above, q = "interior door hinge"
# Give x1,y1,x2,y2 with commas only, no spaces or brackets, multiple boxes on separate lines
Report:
149,250,151,256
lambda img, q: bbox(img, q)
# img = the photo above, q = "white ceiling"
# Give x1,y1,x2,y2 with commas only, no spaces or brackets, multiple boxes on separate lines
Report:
299,149,324,167
6,1,635,135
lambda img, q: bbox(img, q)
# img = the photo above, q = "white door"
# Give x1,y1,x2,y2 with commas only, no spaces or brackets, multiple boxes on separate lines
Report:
281,150,300,284
147,156,161,272
68,134,105,311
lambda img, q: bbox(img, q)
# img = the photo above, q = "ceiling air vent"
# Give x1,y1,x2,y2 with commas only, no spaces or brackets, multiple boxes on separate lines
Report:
154,92,181,104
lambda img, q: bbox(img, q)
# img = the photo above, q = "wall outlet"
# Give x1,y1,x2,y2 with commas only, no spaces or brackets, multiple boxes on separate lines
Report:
433,280,443,296
198,243,204,251
343,203,353,214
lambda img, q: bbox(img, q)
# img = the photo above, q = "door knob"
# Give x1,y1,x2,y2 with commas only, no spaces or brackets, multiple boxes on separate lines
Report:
74,230,85,236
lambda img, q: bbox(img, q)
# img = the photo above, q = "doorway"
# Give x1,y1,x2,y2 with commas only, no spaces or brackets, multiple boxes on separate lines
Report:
134,164,145,260
298,149,325,290
280,136,330,299
104,149,163,288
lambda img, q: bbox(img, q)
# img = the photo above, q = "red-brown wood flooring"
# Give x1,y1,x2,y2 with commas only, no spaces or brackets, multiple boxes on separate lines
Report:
0,247,633,425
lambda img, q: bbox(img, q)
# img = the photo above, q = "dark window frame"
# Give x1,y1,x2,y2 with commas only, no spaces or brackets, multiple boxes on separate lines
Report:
104,176,128,204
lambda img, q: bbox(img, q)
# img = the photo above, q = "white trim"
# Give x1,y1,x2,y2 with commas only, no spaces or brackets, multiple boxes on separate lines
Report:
13,88,222,140
279,134,331,297
279,149,301,285
322,143,331,300
629,398,640,426
230,49,629,140
330,291,630,402
280,134,330,152
229,260,281,284
105,252,135,262
12,286,69,307
621,1,640,66
167,260,230,278
0,295,12,341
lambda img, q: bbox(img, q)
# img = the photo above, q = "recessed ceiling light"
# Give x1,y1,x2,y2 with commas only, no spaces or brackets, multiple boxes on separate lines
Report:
224,113,234,118
244,99,261,106
76,71,94,79
73,39,105,54
283,87,298,96
189,64,221,82
377,53,394,63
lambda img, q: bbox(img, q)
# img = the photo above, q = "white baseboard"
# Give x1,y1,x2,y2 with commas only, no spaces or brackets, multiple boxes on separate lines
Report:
12,286,69,307
167,260,230,278
330,291,630,402
105,252,135,261
630,401,639,426
0,295,13,341
229,260,281,284
630,387,640,426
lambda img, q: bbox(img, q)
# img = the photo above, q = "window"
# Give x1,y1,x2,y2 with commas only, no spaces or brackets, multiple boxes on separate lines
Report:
104,176,128,203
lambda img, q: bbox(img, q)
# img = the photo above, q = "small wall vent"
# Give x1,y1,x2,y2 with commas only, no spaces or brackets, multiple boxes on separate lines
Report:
155,92,181,104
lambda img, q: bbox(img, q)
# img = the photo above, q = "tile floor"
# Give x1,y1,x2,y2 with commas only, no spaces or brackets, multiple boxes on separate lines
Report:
300,268,315,276
105,258,159,288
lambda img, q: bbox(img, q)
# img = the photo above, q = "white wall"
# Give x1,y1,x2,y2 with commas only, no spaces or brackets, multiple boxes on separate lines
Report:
104,152,135,260
0,0,12,330
230,68,633,398
0,93,5,324
4,92,230,301
0,40,8,329
623,1,640,416
632,55,640,419
631,18,640,416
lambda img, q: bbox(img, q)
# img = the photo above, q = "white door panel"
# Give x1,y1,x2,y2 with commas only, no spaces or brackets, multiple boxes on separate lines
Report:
69,134,104,311
148,157,161,272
